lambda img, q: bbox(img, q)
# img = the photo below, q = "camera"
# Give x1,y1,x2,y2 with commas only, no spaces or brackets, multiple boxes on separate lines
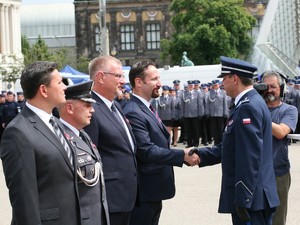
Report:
253,83,268,95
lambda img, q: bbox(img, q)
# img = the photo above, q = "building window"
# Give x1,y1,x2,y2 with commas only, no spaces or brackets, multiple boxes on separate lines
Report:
120,25,135,51
95,26,100,52
146,23,160,49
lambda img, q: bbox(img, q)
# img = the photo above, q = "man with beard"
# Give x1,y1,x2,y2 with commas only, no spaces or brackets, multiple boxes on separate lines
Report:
84,55,137,225
123,61,200,225
261,71,298,225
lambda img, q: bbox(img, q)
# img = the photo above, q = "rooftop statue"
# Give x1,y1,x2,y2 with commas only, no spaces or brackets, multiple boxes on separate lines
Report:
181,51,194,67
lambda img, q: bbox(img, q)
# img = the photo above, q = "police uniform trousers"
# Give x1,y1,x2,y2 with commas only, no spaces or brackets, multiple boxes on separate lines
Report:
185,117,199,147
231,207,276,225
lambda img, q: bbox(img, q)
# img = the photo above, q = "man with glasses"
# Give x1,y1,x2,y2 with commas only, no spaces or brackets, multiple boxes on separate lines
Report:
261,71,298,225
84,55,137,225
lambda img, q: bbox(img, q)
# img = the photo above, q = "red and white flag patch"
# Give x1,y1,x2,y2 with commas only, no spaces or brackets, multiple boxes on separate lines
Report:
243,118,251,124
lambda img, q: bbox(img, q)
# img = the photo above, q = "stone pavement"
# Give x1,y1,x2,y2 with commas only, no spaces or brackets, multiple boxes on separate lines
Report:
0,143,299,225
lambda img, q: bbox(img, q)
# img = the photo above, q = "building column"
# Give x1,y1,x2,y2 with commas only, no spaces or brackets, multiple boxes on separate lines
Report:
0,3,7,54
4,4,10,54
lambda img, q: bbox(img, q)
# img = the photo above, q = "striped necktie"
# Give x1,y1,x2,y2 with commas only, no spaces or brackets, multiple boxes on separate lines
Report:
49,117,73,167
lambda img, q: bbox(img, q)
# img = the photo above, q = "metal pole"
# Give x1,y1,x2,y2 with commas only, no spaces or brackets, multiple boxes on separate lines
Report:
98,0,107,55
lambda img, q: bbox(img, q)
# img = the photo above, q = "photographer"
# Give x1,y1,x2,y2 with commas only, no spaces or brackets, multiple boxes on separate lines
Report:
261,71,298,225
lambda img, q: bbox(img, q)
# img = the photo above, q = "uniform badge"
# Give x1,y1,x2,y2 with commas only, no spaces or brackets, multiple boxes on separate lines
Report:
243,118,251,124
78,158,84,164
87,156,92,162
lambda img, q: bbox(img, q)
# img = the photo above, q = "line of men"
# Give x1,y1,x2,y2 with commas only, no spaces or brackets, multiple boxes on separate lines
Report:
0,55,297,225
0,58,199,225
151,78,230,148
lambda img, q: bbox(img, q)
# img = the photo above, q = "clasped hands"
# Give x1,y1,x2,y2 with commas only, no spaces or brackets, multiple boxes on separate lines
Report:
184,147,200,166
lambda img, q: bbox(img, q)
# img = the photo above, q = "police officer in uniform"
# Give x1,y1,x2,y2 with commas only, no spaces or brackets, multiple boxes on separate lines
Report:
2,91,19,128
173,80,186,144
207,80,228,144
196,56,279,225
158,85,174,134
181,80,201,147
58,81,110,225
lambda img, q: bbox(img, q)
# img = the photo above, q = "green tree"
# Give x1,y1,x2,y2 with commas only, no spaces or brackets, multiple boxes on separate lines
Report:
21,35,53,66
162,0,256,65
77,56,91,74
0,55,24,84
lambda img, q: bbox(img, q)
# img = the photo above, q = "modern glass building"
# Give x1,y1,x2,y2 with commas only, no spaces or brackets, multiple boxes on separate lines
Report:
252,0,300,77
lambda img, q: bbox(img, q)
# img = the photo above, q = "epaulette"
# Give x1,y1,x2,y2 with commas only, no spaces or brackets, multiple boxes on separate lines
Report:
240,97,249,104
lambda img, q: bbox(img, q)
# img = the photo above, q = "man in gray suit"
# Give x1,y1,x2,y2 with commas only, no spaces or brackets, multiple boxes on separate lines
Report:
0,61,81,225
58,80,110,225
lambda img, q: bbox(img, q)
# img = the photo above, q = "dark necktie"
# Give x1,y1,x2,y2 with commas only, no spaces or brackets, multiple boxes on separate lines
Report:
111,103,125,127
149,104,162,123
49,117,73,166
229,99,235,110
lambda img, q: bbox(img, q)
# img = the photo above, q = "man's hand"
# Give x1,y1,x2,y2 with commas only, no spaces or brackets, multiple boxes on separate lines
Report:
184,147,200,166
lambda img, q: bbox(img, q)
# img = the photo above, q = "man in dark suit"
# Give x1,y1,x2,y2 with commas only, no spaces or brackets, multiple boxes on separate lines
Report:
195,56,280,225
58,80,110,225
122,61,200,225
0,61,81,225
84,55,137,225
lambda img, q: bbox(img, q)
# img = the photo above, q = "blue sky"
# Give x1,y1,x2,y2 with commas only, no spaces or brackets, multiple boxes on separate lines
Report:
22,0,73,4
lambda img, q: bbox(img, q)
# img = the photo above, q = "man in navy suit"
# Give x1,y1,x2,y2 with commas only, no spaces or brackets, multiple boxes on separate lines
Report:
84,55,137,225
0,61,81,225
195,56,280,225
122,61,200,225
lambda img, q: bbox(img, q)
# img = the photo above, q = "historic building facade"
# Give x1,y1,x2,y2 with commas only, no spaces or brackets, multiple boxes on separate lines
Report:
74,0,172,67
0,0,23,91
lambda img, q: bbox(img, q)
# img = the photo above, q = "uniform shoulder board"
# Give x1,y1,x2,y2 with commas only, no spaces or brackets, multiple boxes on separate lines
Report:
240,97,249,104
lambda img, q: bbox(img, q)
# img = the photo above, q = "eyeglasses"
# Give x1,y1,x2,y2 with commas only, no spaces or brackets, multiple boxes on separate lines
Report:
103,72,125,79
266,84,279,89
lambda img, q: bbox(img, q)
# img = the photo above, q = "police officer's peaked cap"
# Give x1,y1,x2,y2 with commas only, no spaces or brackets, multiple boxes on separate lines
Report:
212,79,220,85
7,91,14,95
162,85,170,90
194,80,201,85
1,90,7,94
287,79,295,84
17,91,23,95
187,80,194,85
218,56,257,79
169,87,175,91
173,80,180,84
201,83,208,88
65,80,96,103
295,80,300,85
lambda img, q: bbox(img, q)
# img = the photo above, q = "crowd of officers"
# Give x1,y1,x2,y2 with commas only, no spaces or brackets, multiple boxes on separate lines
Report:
117,76,300,149
0,91,25,140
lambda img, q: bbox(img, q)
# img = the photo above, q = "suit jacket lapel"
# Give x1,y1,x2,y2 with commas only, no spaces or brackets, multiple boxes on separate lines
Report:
132,96,170,138
92,92,135,152
23,106,74,171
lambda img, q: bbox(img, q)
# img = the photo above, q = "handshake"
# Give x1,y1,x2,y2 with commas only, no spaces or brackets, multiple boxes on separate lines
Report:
183,147,200,166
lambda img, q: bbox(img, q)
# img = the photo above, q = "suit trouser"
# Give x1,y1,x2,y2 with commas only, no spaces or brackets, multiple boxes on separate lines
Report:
272,171,291,225
231,208,275,225
110,211,131,225
129,201,162,225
